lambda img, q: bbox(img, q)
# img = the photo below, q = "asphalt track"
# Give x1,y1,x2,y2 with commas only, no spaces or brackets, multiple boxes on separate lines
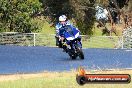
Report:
0,45,132,74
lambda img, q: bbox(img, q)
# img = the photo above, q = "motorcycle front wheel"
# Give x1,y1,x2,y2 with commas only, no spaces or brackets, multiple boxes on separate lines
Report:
77,48,84,60
68,49,77,60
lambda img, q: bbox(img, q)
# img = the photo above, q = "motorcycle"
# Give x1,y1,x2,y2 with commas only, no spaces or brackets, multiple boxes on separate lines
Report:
59,25,84,60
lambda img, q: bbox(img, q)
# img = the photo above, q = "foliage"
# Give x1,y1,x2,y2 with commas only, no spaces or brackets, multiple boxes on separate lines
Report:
0,0,42,32
41,0,73,23
0,0,131,34
41,0,95,35
70,0,95,35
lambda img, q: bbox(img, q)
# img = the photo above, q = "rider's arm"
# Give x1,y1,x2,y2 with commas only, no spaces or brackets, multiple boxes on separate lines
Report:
69,24,81,33
66,20,72,25
55,23,61,36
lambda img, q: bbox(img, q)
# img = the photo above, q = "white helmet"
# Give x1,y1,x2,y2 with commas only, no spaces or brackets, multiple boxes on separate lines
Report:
95,5,102,11
59,15,67,21
95,6,100,9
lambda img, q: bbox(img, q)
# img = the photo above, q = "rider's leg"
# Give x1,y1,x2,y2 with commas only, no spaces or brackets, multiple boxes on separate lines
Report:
60,37,68,52
55,36,59,46
55,36,63,48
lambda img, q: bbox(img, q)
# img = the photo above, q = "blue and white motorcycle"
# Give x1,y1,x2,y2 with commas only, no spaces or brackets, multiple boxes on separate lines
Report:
59,25,84,60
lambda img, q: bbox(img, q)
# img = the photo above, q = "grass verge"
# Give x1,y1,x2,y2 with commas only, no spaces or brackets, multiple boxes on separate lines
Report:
0,70,132,88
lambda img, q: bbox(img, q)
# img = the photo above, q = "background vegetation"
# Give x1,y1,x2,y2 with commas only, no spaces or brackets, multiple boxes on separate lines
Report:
0,0,43,32
0,0,131,35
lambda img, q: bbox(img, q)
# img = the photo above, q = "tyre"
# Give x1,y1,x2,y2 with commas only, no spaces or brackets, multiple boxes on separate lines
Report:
77,48,84,60
75,42,84,59
69,53,76,60
68,49,76,60
71,55,76,60
78,49,84,60
79,51,84,60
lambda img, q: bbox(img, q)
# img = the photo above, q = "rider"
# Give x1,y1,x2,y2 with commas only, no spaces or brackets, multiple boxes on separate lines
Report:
55,15,81,52
55,15,71,48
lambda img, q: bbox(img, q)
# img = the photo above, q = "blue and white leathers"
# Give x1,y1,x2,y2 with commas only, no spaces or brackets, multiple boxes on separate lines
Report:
55,20,72,36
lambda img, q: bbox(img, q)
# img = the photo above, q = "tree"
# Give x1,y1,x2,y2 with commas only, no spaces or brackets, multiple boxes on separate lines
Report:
0,0,42,32
41,0,73,23
41,0,95,35
69,0,95,35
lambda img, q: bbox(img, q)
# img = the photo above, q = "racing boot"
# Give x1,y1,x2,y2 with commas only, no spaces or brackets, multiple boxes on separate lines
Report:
62,42,68,53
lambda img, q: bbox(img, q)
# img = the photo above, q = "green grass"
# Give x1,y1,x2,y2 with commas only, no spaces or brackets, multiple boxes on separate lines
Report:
32,17,55,34
40,21,55,34
92,26,102,36
35,34,56,46
0,71,131,88
82,36,121,48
